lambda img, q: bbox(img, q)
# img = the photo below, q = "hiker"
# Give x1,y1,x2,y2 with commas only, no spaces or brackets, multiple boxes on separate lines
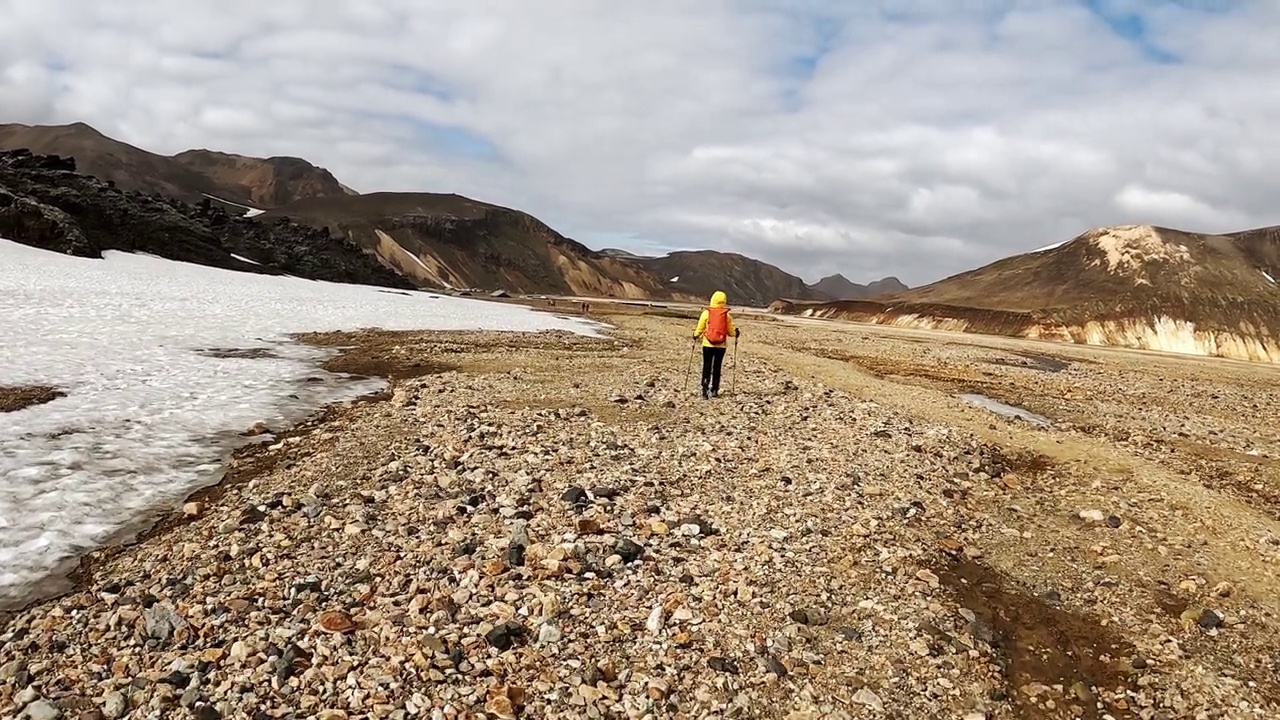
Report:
692,290,740,398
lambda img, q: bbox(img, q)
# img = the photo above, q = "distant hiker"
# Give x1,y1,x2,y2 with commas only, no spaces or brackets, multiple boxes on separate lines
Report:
692,290,740,398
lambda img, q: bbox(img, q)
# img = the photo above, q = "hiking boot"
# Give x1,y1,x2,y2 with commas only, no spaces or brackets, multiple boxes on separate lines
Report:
710,389,719,398
701,386,710,399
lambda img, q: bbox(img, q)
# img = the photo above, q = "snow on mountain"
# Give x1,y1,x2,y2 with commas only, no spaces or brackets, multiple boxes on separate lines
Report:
0,239,603,607
1031,238,1070,253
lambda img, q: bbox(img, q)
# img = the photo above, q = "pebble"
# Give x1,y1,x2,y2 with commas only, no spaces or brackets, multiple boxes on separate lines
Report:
101,692,128,719
16,686,40,705
22,701,61,720
853,688,884,712
537,623,563,644
645,605,664,633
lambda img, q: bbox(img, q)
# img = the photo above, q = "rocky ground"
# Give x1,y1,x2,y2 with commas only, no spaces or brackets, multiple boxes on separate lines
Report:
0,384,64,413
2,307,1279,719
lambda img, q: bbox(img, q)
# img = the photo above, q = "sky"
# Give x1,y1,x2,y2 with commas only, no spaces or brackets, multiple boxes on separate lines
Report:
2,0,1277,287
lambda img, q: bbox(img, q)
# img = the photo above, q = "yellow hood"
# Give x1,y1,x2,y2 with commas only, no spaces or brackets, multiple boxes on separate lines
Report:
709,291,727,307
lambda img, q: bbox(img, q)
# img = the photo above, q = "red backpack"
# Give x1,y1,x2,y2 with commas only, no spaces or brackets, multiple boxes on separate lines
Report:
704,306,729,344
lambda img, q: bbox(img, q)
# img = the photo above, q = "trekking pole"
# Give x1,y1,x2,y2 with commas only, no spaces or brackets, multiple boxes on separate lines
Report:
682,338,696,393
731,336,739,395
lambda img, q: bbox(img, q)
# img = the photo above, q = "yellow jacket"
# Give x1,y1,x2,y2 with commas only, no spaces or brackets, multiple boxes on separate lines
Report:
693,291,738,348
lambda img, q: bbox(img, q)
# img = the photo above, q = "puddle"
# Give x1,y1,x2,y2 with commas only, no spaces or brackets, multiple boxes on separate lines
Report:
958,393,1051,427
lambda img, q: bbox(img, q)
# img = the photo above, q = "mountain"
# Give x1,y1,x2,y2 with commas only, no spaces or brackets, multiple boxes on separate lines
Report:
0,122,350,209
622,250,825,307
771,224,1280,363
0,149,411,289
258,193,673,299
810,273,908,300
0,121,881,304
171,149,355,208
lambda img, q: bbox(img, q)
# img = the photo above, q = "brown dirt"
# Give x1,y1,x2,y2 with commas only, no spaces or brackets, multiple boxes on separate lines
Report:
0,385,65,413
306,335,457,380
935,557,1140,720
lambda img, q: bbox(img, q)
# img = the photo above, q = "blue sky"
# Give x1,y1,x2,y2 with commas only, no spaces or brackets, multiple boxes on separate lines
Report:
1084,0,1181,62
3,0,1277,285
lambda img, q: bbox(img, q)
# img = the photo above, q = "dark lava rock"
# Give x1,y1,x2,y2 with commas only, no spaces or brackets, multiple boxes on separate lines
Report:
238,506,267,526
485,621,526,651
273,643,310,682
0,149,412,289
1197,608,1224,630
561,486,589,505
1106,515,1123,529
590,486,622,500
505,544,526,567
455,539,479,558
765,656,788,677
707,657,740,674
677,515,715,536
788,608,828,626
614,538,644,564
837,627,863,642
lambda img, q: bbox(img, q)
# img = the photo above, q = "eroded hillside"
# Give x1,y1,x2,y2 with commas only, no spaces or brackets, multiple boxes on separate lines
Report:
260,193,677,299
774,225,1280,363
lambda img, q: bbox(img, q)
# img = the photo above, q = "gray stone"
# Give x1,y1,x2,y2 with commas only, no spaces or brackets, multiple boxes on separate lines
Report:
143,603,184,643
22,700,62,720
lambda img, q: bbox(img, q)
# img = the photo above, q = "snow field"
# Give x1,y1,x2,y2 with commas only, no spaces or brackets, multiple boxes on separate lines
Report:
0,239,604,607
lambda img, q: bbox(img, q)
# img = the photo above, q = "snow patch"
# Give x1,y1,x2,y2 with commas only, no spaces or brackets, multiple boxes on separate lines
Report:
230,253,260,265
669,275,680,282
201,193,265,218
1264,270,1276,284
1030,239,1069,253
0,239,604,608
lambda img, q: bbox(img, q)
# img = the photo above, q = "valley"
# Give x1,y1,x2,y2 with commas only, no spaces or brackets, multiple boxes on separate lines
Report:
3,303,1277,718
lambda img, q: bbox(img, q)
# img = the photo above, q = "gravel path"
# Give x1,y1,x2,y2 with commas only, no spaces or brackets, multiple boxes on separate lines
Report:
2,311,1278,719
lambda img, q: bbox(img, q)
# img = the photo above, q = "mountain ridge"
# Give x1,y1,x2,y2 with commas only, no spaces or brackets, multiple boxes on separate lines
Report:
810,273,908,300
0,122,905,305
0,122,351,210
772,224,1280,363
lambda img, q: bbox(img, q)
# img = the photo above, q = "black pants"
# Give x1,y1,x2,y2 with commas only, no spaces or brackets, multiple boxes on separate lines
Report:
701,346,727,393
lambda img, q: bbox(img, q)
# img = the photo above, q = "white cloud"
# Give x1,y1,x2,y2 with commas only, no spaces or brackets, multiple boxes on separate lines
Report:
2,0,1279,286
